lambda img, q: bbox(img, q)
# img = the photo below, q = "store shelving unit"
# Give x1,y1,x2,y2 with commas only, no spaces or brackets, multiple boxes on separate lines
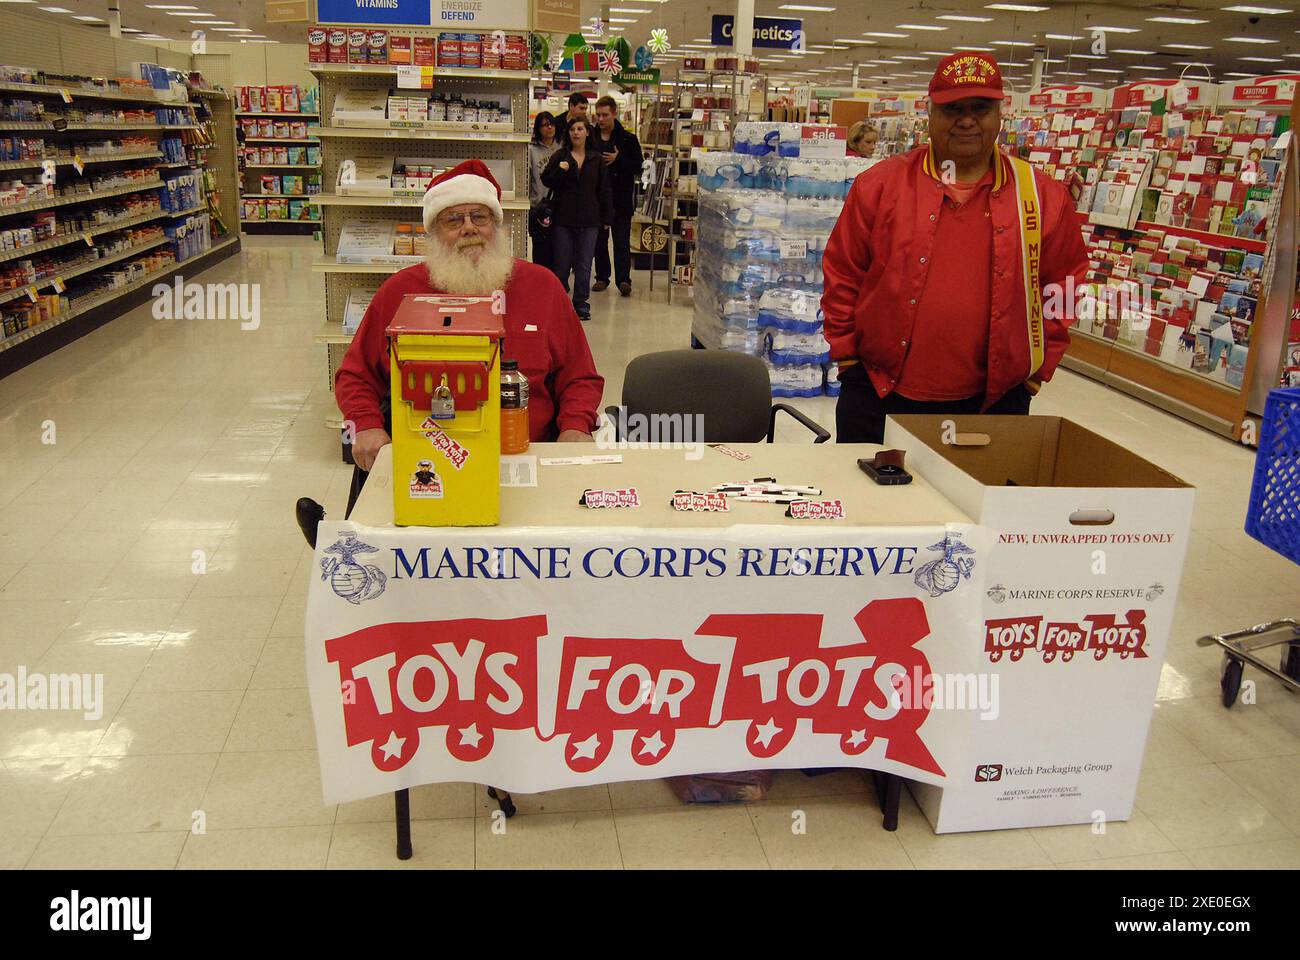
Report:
236,97,321,234
1004,78,1298,441
0,71,240,371
308,37,531,439
192,87,238,243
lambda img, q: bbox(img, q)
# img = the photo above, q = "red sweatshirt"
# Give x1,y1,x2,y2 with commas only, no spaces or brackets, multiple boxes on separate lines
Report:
334,260,605,440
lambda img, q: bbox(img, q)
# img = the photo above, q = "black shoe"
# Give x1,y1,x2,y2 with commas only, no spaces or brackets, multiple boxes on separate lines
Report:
295,497,325,549
618,281,631,296
592,280,609,292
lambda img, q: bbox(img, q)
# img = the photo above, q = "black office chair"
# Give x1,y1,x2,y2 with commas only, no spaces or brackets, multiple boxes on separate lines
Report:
605,349,830,443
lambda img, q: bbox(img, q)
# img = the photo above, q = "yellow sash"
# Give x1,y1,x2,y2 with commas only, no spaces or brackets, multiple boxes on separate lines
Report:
1007,154,1044,378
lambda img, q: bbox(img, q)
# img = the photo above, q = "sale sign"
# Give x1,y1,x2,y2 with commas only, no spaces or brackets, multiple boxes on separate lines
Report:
306,523,988,803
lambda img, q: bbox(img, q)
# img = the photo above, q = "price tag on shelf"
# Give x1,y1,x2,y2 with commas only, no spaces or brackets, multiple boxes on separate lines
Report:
1276,130,1293,151
71,154,84,174
53,277,65,293
779,239,808,260
83,232,94,246
60,88,72,104
26,286,38,302
691,108,704,121
396,65,434,90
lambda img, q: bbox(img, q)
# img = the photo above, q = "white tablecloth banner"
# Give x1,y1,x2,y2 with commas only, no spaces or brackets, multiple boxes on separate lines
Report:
306,521,989,804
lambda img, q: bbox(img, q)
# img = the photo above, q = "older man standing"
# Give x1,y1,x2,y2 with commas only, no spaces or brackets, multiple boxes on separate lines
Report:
335,159,605,480
821,52,1088,443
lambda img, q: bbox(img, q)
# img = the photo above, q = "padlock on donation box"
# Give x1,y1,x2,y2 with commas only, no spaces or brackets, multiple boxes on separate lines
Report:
387,295,504,527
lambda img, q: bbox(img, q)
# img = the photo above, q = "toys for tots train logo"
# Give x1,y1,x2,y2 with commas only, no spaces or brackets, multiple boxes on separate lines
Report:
324,599,946,778
984,609,1149,664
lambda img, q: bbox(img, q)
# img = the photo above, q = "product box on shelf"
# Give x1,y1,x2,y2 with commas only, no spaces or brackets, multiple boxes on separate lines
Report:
348,29,370,64
390,35,413,65
309,27,328,64
368,30,389,64
328,28,348,63
414,36,436,66
884,414,1194,834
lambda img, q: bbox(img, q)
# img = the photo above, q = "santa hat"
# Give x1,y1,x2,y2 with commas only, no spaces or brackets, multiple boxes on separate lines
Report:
421,159,504,231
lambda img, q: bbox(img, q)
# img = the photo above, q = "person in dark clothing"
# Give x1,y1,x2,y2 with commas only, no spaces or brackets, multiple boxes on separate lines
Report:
540,116,613,321
552,92,589,144
590,95,643,297
528,111,561,270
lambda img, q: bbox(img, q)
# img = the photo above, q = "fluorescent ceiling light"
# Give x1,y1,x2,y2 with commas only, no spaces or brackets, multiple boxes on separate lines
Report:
1069,52,1106,58
608,6,652,11
811,43,850,49
985,3,1049,10
1224,36,1279,42
1146,15,1208,23
121,27,142,32
1173,61,1212,65
922,50,950,55
1087,26,1140,33
833,38,875,43
607,18,638,24
145,3,196,7
957,46,996,51
1240,55,1284,61
992,40,1034,46
72,14,103,20
1163,43,1211,49
39,4,72,9
1088,68,1124,73
999,60,1028,66
778,4,837,10
1112,48,1155,54
214,27,252,32
1045,34,1083,40
937,14,992,21
193,20,233,24
1224,71,1260,76
895,55,927,60
896,23,946,30
1058,70,1087,75
863,31,907,37
165,9,212,14
1223,5,1292,12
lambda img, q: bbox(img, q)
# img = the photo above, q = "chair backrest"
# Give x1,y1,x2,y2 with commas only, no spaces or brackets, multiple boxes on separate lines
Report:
618,350,771,442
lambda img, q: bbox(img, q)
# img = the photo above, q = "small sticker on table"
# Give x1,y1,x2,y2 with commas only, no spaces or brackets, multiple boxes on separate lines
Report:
707,444,751,461
786,499,845,520
581,487,640,508
671,491,729,513
500,455,537,487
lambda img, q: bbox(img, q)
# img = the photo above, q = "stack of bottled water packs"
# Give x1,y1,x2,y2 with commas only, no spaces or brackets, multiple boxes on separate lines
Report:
693,122,877,397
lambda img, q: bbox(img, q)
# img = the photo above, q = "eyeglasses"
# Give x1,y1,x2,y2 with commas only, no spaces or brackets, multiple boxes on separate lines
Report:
436,210,493,228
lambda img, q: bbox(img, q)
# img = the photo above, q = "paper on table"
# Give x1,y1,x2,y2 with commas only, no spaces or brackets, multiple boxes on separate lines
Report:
539,455,624,466
500,455,538,487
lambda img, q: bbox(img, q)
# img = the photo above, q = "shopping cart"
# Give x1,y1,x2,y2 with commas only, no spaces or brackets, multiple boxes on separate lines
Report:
1196,386,1300,708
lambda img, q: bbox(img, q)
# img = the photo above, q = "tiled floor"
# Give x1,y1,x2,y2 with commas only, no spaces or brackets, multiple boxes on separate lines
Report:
1,234,1298,869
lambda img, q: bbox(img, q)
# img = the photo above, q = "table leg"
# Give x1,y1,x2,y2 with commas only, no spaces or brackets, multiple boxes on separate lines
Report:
873,772,901,831
395,788,413,860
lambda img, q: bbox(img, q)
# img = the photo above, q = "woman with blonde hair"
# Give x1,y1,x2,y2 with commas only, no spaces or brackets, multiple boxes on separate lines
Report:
848,119,879,158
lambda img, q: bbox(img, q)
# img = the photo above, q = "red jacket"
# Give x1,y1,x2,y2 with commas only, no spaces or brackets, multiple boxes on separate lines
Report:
335,261,604,440
821,145,1089,407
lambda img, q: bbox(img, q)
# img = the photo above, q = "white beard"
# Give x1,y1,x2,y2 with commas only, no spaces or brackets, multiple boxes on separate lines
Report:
425,228,515,296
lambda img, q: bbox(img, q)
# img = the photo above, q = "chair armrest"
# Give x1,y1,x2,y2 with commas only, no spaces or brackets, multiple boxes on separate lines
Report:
768,403,831,444
604,405,623,440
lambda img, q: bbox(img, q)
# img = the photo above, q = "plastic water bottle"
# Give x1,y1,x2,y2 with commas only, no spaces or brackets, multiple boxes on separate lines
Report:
500,359,529,454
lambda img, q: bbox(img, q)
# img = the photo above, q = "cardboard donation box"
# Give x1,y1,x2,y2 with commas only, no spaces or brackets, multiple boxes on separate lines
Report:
884,415,1195,833
387,295,504,527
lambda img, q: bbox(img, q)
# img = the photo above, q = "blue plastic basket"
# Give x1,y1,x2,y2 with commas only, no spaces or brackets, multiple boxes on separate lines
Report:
1245,386,1300,566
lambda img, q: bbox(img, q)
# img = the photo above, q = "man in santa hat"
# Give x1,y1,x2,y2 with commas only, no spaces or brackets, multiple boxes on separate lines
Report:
335,159,605,480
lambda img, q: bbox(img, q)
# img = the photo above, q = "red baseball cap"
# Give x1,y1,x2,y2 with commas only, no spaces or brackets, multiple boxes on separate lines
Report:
929,51,1005,104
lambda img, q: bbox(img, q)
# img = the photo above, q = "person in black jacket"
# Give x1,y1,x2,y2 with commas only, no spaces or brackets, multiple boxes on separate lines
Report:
540,116,613,321
591,95,643,297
